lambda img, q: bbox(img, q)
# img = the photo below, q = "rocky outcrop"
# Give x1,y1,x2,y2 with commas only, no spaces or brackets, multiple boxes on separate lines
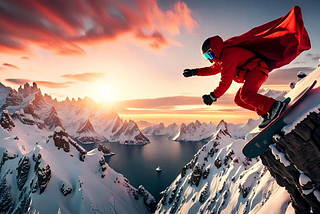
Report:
260,111,320,214
53,127,87,161
60,181,72,196
191,162,202,187
0,110,15,131
34,154,51,194
136,185,157,211
0,177,14,212
16,156,30,190
98,144,114,156
53,127,70,152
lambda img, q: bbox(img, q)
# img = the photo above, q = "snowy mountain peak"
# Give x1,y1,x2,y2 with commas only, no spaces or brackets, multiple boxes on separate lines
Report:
18,82,40,98
77,119,95,134
214,119,231,139
44,107,63,130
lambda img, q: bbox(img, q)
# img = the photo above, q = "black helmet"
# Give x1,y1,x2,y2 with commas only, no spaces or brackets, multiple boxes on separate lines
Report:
200,36,224,61
201,38,211,54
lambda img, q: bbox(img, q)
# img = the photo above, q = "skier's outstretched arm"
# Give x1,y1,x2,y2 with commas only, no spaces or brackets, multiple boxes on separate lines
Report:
183,63,221,78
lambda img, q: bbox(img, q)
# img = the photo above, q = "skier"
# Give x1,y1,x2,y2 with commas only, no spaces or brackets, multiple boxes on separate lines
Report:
183,36,286,129
183,6,310,129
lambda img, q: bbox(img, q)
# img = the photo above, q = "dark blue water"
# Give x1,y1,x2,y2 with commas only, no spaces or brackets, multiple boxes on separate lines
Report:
80,135,206,202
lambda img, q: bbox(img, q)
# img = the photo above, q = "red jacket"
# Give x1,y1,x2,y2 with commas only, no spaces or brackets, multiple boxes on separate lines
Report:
198,47,268,98
198,6,310,98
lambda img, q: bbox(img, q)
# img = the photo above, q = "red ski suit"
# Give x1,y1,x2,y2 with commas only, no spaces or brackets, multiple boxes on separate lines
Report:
197,6,310,116
198,47,274,116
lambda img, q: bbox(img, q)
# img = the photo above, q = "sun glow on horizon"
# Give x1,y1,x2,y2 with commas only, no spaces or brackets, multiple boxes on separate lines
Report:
89,81,115,103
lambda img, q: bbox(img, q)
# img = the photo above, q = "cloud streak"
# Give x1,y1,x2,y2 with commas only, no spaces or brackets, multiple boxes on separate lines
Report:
3,63,19,70
112,94,236,114
61,72,105,82
5,79,73,88
0,0,197,55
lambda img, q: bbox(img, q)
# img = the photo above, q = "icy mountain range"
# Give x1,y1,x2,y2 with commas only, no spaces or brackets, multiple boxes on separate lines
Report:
143,119,264,143
0,82,149,145
155,67,320,214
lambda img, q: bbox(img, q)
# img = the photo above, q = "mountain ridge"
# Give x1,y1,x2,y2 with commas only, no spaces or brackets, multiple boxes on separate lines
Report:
0,82,149,145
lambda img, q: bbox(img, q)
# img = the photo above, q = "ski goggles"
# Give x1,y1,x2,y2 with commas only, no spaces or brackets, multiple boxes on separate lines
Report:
202,48,216,61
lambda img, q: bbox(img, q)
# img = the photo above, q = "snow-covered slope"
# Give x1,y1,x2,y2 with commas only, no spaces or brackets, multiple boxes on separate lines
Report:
156,67,320,214
0,121,155,213
155,119,292,214
0,82,149,145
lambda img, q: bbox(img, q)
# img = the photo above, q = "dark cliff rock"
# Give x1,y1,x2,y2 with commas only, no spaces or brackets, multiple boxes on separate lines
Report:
53,127,87,161
0,110,15,131
16,156,30,190
35,162,51,195
98,144,114,155
0,177,14,212
53,127,70,152
60,182,72,196
191,162,202,187
260,111,320,214
137,185,157,211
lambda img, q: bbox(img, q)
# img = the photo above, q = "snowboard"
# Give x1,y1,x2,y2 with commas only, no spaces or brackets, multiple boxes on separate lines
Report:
242,79,317,158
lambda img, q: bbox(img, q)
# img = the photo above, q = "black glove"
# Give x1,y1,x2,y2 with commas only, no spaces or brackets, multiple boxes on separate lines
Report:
202,92,217,105
183,68,198,77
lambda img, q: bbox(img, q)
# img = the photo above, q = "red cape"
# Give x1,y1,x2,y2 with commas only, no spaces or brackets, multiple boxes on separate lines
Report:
224,6,311,72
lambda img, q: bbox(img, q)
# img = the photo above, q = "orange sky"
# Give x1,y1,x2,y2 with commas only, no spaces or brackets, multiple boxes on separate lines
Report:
0,0,319,126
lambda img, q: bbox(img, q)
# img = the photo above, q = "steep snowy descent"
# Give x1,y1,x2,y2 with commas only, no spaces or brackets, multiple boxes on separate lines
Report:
0,123,156,213
156,67,320,214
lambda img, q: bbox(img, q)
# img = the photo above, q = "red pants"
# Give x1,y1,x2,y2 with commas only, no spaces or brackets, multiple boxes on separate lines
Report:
234,68,275,116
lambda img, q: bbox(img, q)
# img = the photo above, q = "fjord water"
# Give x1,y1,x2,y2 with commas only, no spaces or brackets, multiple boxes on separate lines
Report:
81,135,207,202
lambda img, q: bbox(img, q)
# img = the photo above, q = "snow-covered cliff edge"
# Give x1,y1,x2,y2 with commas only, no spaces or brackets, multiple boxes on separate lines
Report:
156,68,320,214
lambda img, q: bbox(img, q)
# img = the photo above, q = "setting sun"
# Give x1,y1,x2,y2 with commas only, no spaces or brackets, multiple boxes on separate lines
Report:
90,81,115,103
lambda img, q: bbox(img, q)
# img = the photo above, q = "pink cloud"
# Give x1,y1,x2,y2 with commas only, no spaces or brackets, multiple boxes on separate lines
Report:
61,72,105,82
0,0,198,55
